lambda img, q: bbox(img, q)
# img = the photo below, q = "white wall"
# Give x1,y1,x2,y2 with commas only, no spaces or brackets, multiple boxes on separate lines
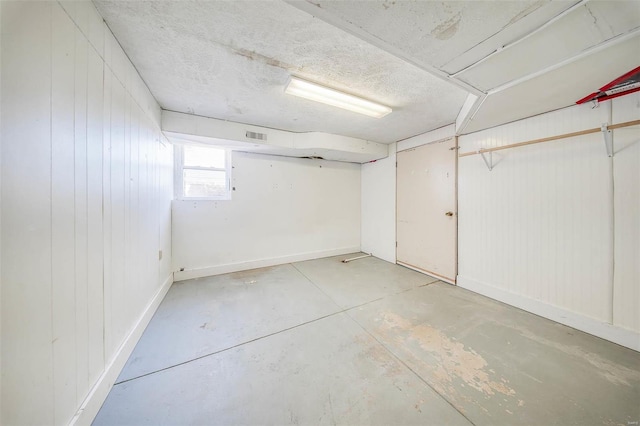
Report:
0,2,3,419
361,144,396,263
397,123,455,152
612,94,639,334
1,2,173,425
360,125,457,264
173,152,361,280
457,95,640,350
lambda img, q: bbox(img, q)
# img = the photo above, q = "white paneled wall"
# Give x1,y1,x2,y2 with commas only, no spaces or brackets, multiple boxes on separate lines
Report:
1,2,173,425
172,152,361,281
0,2,3,419
612,94,640,334
458,95,640,349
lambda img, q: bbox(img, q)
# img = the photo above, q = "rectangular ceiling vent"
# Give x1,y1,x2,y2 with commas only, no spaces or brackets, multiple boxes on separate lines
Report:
246,130,267,141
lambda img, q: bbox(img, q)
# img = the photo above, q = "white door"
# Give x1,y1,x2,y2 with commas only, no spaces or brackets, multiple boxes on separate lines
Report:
396,138,457,283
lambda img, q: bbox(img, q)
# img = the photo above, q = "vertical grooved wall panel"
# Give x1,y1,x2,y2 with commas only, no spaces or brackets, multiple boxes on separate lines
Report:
74,24,90,406
102,66,113,365
1,1,173,424
1,2,54,424
51,6,77,424
458,98,639,333
87,42,105,387
612,93,640,332
0,1,3,419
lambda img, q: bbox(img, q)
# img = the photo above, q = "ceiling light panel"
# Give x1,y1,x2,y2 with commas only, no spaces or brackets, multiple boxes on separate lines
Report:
285,77,392,118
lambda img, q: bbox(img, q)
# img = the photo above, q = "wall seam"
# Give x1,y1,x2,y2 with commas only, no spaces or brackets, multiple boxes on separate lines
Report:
609,101,616,325
0,0,3,418
72,12,79,415
48,2,55,423
84,22,91,390
100,16,108,395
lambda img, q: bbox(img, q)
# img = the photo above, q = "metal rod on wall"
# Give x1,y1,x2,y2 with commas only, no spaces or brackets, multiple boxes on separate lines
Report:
342,253,372,263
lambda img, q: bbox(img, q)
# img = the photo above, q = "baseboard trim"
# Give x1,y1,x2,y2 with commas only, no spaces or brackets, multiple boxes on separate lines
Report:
174,246,362,281
457,275,640,352
69,273,174,426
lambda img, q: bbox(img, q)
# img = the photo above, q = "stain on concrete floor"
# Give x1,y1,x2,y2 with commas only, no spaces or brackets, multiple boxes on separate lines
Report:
95,255,640,426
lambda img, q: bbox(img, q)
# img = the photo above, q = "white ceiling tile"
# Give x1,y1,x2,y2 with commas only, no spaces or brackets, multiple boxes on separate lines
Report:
463,34,640,133
456,1,640,91
441,1,581,74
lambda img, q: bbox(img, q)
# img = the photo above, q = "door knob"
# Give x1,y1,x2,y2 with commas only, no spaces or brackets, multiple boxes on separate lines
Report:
445,211,454,216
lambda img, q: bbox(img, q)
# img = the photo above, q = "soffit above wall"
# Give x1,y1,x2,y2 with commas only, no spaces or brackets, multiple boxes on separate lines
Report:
162,110,389,163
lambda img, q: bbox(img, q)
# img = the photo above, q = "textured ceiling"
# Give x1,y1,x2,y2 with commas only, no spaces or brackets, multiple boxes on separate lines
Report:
93,0,640,143
93,0,469,143
288,0,576,73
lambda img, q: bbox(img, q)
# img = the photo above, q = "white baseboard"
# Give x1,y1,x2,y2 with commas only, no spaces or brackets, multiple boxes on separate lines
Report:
457,275,640,352
69,273,174,426
174,246,362,281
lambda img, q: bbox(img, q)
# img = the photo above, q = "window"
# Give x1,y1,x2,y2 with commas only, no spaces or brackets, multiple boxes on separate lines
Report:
175,144,232,200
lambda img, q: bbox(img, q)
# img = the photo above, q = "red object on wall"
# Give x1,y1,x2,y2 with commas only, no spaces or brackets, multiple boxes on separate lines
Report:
576,66,640,104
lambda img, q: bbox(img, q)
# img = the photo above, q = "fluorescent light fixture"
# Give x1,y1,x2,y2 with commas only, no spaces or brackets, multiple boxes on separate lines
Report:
285,76,392,118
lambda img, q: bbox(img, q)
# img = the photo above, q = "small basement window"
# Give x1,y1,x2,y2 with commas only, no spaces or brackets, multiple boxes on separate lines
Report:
175,144,232,200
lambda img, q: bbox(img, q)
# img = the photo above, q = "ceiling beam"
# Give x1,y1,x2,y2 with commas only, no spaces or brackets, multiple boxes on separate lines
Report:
455,93,486,136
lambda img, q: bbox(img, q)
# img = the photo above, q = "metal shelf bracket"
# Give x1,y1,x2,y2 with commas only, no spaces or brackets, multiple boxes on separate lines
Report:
601,123,613,157
479,150,493,171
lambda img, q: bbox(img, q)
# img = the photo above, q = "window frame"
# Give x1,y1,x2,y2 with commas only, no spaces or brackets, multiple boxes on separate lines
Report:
174,143,232,201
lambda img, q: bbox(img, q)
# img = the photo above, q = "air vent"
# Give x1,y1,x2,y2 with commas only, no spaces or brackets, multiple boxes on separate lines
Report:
246,131,267,141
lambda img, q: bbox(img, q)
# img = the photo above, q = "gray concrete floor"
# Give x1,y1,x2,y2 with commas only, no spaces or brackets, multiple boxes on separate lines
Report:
94,254,640,426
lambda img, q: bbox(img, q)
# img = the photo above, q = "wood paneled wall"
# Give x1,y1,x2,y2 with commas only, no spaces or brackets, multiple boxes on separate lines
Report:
1,1,173,424
458,94,639,347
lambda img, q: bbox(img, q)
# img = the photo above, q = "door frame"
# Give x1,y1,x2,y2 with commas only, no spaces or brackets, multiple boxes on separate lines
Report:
395,136,458,284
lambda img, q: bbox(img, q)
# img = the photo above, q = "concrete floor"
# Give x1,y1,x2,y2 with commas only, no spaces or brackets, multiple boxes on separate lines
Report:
94,254,640,426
